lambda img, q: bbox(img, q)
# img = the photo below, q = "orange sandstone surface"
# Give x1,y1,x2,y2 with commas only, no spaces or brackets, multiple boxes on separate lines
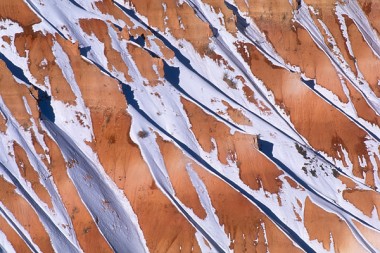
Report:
0,0,380,252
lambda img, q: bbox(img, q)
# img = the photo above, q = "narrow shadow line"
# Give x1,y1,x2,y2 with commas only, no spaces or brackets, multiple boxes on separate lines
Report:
121,84,316,253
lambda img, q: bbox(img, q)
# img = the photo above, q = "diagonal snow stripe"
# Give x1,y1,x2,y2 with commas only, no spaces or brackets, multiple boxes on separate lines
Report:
258,140,379,253
0,229,16,253
294,2,380,116
124,80,380,252
42,119,149,253
0,99,78,230
338,0,380,59
216,1,380,188
0,162,82,253
123,85,317,252
0,97,82,251
0,202,41,253
223,0,294,71
129,108,232,253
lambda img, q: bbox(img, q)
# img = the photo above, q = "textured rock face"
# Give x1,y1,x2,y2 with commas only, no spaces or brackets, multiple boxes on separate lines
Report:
0,0,380,252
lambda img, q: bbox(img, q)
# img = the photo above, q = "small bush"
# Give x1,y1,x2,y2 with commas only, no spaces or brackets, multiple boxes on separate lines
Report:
295,143,308,159
83,227,91,234
108,134,116,144
223,73,237,89
138,130,148,138
332,169,339,178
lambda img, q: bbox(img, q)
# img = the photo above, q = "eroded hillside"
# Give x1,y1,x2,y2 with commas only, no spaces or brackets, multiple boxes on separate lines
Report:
0,0,380,252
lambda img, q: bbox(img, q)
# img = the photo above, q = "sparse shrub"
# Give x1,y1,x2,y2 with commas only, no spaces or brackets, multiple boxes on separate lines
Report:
295,143,308,159
332,169,339,178
223,73,237,89
105,113,111,124
108,134,116,144
83,227,91,234
138,130,148,138
201,43,214,56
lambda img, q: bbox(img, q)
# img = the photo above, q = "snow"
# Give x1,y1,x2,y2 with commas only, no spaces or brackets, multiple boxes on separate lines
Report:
22,97,32,116
337,0,380,59
1,0,380,252
51,40,94,144
0,229,16,253
0,202,40,253
43,119,149,253
294,2,380,116
186,164,231,251
0,97,83,253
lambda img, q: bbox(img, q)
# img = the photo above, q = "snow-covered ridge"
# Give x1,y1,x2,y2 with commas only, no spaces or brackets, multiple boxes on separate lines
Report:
0,0,379,252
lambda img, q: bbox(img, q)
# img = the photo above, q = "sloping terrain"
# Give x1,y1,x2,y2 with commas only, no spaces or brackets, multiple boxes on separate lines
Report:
0,0,380,252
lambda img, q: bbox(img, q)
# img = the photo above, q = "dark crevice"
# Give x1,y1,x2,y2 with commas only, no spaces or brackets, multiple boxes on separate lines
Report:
129,33,145,47
67,0,85,10
0,53,55,122
0,52,32,86
79,46,92,58
0,205,39,253
113,0,260,124
221,1,380,190
301,77,380,143
301,77,315,89
223,1,249,30
37,89,55,122
224,1,285,68
77,30,244,132
0,162,80,252
162,61,244,131
121,83,316,253
258,138,379,233
113,23,122,32
24,0,68,40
